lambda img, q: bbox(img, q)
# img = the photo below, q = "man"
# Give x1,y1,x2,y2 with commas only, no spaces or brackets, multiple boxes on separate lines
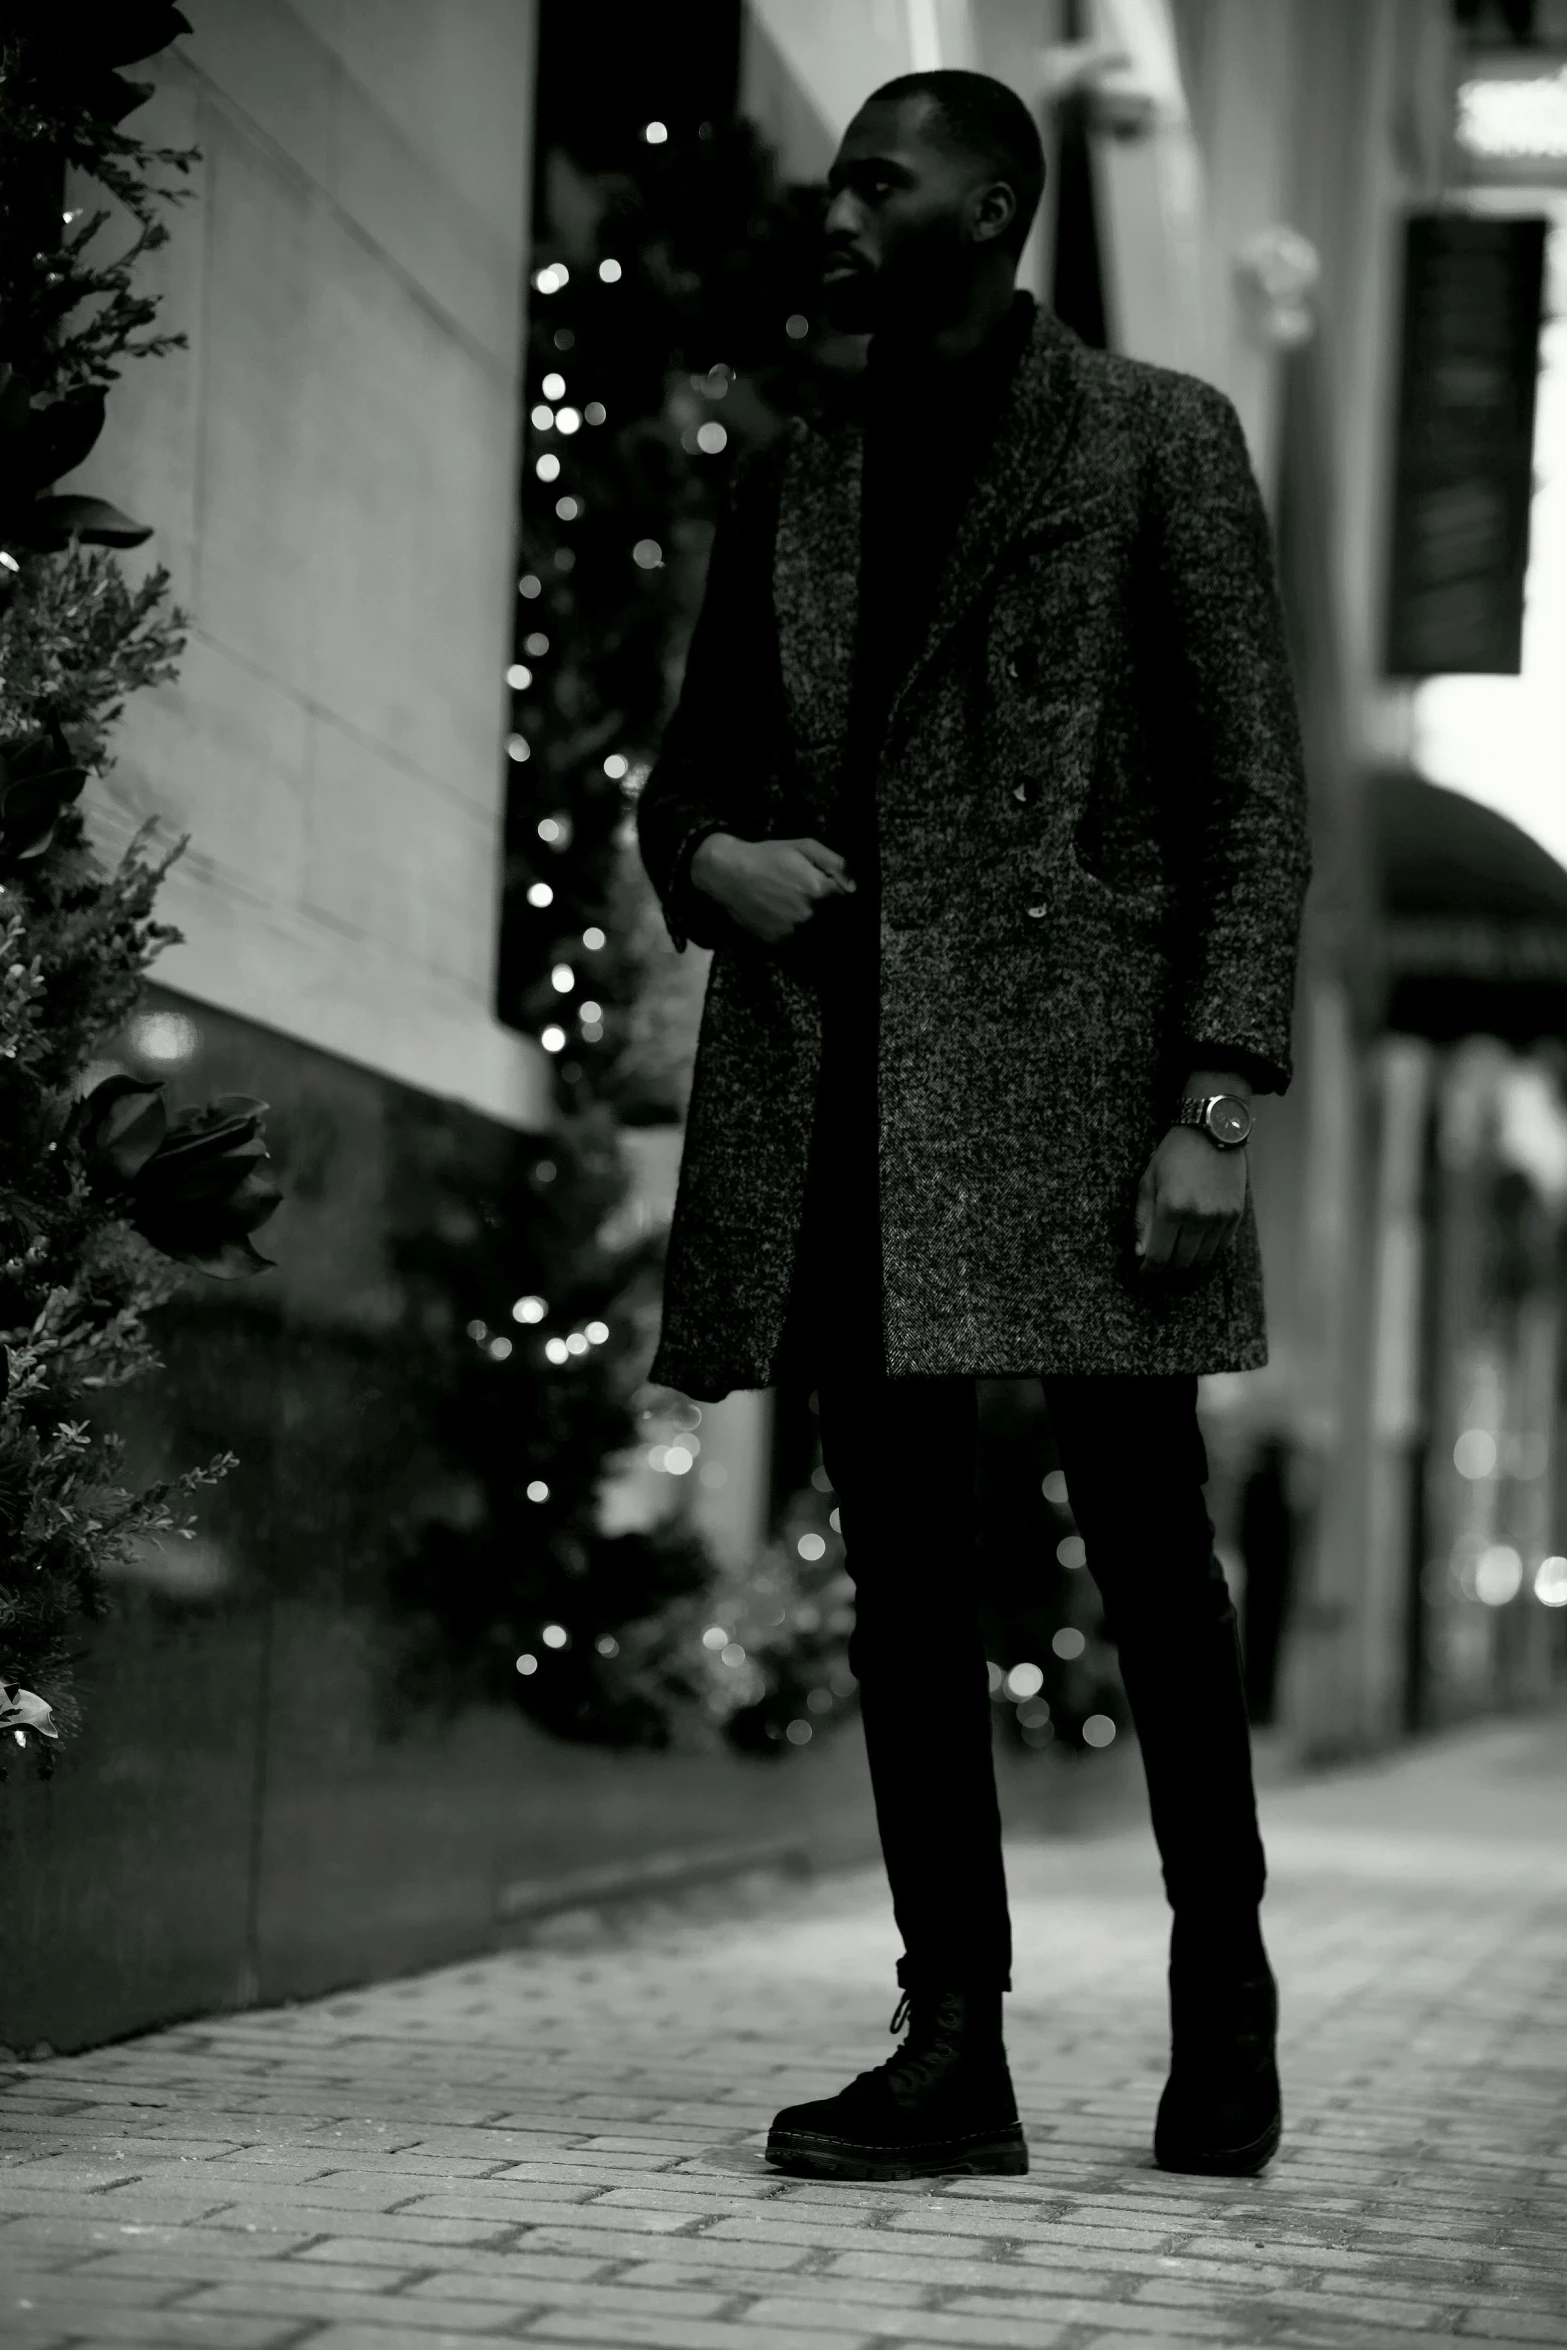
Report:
635,70,1310,2185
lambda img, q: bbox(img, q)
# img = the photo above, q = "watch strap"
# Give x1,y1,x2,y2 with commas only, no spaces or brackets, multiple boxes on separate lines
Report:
1175,1093,1253,1148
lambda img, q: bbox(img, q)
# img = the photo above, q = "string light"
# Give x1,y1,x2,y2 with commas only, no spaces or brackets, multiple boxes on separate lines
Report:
644,120,668,144
524,631,549,655
542,371,566,400
632,539,662,569
519,574,542,599
526,882,553,908
535,453,560,482
1052,1627,1086,1660
506,734,530,762
696,421,727,454
1536,1556,1567,1605
531,403,554,430
599,259,622,283
541,1623,568,1648
584,401,607,426
513,1296,546,1323
555,407,581,435
541,1025,566,1053
507,663,532,689
555,495,579,520
516,1653,538,1674
603,753,629,779
527,1480,549,1501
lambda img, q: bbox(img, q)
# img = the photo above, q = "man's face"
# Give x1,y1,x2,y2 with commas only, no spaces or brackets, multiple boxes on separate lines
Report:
821,95,1002,337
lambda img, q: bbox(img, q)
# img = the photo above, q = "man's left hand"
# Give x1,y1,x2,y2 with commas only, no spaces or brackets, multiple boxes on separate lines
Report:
1135,1126,1248,1276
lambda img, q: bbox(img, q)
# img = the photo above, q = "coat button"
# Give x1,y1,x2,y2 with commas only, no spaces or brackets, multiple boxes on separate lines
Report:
1025,902,1048,920
1011,773,1039,805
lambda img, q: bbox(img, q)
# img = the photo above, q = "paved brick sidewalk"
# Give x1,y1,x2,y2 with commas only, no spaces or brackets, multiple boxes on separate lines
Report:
2,1715,1565,2350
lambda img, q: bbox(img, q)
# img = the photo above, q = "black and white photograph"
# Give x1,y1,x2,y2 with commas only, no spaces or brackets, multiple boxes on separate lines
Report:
1,3,1564,2345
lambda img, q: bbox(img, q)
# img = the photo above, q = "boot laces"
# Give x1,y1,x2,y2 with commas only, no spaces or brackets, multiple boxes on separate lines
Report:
855,1988,966,2098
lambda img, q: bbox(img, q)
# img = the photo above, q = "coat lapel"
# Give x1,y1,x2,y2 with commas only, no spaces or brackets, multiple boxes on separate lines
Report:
883,306,1084,745
772,414,863,827
772,307,1087,814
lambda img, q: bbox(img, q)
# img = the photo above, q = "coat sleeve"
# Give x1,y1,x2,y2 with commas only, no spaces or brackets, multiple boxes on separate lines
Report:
1149,380,1311,1094
635,444,785,954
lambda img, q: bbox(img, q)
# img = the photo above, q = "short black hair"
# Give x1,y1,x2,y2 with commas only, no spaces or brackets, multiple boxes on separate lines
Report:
866,70,1045,258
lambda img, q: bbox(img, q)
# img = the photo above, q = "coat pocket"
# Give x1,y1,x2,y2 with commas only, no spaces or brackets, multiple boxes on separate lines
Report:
1066,848,1177,962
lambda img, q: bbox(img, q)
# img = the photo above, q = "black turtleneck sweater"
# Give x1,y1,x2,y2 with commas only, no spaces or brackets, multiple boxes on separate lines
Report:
785,293,1037,1361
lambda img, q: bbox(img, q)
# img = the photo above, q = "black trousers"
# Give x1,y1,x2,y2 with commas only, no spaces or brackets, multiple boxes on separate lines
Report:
776,882,1266,1991
801,1358,1268,1992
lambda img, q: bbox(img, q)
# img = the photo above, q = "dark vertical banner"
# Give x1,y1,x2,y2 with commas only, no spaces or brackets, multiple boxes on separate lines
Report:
1384,212,1546,676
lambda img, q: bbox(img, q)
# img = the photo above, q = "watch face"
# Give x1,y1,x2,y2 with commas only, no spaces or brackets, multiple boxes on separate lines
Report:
1208,1096,1252,1146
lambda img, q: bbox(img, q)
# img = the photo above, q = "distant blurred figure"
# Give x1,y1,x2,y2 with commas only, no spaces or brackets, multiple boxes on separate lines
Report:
1239,1434,1296,1727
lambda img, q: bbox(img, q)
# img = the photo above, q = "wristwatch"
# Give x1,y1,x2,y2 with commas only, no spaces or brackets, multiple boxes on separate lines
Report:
1173,1093,1254,1149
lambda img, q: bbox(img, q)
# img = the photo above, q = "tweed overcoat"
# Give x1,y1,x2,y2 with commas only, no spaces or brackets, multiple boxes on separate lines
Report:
636,306,1311,1403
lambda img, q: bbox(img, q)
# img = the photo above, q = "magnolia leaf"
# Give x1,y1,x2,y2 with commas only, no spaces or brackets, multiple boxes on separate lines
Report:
24,389,108,492
81,1074,169,1181
29,494,153,548
0,1684,59,1740
1,773,88,862
0,368,33,437
137,1224,277,1278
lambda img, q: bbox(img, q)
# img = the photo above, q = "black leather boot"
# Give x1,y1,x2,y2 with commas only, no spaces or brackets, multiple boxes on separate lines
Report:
765,1985,1027,2181
1154,1920,1282,2176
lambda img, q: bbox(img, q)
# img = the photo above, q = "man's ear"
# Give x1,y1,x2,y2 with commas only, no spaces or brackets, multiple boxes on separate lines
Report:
971,179,1018,248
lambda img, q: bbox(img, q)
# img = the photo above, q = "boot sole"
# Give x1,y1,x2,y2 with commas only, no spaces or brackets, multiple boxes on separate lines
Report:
765,2123,1028,2182
1155,2106,1282,2177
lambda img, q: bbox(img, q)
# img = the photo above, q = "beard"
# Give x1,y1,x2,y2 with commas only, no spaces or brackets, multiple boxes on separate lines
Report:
821,217,975,342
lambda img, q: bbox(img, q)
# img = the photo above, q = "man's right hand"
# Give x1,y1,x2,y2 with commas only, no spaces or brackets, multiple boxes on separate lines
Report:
690,832,857,946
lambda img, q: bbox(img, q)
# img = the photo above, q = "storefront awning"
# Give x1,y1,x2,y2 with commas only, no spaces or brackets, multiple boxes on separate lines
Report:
1373,770,1567,1043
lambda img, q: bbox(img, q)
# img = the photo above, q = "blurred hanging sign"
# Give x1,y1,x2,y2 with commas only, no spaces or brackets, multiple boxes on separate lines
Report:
1454,52,1567,185
1384,213,1545,677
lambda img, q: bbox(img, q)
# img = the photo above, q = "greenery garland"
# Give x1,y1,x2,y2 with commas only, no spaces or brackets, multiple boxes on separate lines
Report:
0,6,281,1764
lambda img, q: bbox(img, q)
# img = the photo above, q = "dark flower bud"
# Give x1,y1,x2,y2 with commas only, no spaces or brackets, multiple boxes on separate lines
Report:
79,1080,282,1278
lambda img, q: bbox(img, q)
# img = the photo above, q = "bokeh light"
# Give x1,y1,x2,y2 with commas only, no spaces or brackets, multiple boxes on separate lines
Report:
1475,1545,1524,1606
1454,1428,1498,1480
1052,1627,1086,1660
1535,1555,1567,1606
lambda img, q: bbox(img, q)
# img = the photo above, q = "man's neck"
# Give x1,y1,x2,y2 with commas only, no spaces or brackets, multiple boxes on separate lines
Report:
871,276,1020,370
